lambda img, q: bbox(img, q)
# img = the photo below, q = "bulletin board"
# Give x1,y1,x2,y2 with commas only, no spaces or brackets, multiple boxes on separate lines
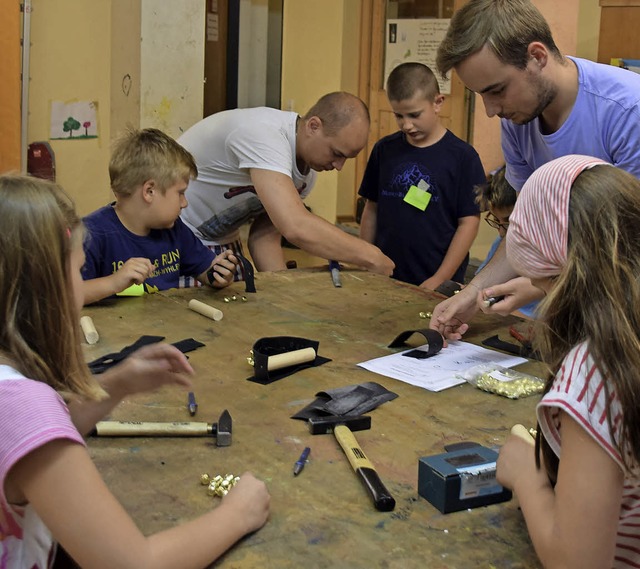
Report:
384,19,451,94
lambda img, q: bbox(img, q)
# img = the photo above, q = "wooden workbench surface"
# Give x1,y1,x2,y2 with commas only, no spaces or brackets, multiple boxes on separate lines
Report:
83,268,542,569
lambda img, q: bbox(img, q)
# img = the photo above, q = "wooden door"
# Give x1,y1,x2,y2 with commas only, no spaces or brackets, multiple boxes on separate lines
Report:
355,0,472,211
597,1,640,64
0,0,22,172
203,0,229,117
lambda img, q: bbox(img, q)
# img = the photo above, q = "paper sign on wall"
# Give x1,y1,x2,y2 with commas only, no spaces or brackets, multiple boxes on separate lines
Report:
50,101,98,140
385,19,451,94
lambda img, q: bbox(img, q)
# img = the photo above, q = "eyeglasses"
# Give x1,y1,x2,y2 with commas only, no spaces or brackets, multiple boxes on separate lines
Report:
484,213,509,231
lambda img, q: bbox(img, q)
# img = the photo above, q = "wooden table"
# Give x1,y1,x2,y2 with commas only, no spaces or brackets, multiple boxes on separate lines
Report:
83,269,543,569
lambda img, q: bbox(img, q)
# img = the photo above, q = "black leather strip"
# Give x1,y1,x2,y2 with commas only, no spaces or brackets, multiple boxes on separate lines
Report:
481,335,540,360
248,336,330,384
388,328,444,358
88,336,205,374
235,253,256,293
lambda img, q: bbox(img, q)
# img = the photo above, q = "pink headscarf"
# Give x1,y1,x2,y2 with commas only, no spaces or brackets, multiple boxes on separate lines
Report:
506,155,609,279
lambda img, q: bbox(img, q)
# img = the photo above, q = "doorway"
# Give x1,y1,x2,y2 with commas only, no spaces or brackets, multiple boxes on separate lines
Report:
203,0,283,117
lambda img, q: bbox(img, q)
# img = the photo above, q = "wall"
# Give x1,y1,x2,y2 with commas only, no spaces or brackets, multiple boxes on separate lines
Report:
110,0,141,140
28,0,113,215
140,0,205,137
238,0,269,108
337,1,363,219
282,0,362,224
21,0,601,225
26,0,204,216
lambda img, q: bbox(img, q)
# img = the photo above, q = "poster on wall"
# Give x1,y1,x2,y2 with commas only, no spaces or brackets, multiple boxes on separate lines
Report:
384,19,451,95
50,100,98,140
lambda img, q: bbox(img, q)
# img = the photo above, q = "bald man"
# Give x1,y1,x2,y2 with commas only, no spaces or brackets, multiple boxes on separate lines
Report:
178,92,394,278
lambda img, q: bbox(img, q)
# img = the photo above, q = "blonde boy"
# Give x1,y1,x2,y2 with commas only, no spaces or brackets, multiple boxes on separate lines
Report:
82,128,238,304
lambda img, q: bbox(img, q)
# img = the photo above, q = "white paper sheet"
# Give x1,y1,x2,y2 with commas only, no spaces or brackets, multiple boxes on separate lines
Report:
357,341,527,392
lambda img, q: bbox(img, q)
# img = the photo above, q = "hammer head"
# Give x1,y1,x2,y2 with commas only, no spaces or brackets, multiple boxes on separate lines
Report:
211,409,232,446
308,414,371,435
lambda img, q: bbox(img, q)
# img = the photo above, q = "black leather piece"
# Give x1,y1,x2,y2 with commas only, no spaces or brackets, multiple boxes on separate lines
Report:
88,336,206,374
235,252,257,293
247,336,330,385
291,381,398,420
481,335,540,361
388,328,444,358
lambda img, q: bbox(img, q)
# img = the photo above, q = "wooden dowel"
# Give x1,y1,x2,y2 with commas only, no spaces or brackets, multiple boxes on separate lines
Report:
267,347,316,371
188,299,223,321
80,315,99,344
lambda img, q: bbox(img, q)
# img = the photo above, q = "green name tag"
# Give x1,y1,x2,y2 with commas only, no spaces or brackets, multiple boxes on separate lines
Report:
404,184,431,211
117,283,145,297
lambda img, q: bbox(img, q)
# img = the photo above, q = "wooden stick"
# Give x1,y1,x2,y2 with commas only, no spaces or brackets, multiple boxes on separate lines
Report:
267,347,316,371
80,315,99,344
188,299,223,321
510,424,535,446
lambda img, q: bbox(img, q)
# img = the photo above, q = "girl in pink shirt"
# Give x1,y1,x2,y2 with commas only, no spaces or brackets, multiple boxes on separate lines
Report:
0,174,269,568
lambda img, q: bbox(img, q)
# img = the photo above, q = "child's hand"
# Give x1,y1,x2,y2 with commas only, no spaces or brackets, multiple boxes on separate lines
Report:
479,277,544,316
103,343,194,398
206,251,239,288
113,257,155,291
496,428,538,491
220,472,270,533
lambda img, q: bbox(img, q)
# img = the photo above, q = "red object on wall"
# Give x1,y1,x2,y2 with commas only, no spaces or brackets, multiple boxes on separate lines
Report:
27,142,56,181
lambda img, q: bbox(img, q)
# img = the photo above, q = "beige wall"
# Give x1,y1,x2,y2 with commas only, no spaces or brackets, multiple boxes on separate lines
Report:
27,1,204,216
110,0,141,141
24,0,601,227
282,0,361,224
337,1,364,219
29,0,113,215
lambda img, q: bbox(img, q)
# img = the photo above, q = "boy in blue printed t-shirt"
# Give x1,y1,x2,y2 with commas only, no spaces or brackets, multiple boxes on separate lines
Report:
82,128,238,304
358,62,484,290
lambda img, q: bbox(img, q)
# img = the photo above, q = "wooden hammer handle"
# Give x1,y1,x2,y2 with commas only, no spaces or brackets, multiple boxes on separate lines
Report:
94,421,211,436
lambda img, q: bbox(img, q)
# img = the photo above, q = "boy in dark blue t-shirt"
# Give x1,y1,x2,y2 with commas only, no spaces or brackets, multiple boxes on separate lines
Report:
82,128,238,304
359,62,484,289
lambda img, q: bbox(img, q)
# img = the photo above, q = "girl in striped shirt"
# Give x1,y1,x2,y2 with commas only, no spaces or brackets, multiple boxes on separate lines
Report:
0,174,269,568
498,155,640,568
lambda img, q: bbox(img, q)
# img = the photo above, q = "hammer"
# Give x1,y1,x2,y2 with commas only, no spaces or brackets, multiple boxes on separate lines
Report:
309,415,395,512
91,409,233,447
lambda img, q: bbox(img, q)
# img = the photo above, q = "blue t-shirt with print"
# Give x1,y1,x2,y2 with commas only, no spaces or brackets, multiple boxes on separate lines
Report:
82,204,214,292
359,130,484,286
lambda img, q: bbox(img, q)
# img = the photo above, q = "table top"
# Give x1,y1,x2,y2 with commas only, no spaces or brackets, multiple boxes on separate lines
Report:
83,268,543,569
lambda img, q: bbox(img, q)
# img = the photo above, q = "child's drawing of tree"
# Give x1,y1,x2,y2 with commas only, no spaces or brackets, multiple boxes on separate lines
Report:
63,117,81,138
83,121,91,136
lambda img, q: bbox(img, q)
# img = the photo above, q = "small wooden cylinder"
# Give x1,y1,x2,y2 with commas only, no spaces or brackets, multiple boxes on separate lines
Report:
80,315,99,344
267,347,316,371
189,299,223,321
510,424,535,446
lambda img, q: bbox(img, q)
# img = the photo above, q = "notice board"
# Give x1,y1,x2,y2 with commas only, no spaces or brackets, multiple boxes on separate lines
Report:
384,19,451,94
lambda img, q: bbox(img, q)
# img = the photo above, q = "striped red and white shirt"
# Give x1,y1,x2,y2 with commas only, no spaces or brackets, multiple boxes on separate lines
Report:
0,365,85,569
538,342,640,568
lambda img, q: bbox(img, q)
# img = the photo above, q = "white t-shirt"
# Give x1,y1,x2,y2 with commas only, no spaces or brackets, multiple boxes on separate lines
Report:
178,107,317,245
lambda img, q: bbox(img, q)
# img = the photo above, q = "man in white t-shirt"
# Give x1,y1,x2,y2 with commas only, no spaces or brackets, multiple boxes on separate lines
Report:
178,92,394,277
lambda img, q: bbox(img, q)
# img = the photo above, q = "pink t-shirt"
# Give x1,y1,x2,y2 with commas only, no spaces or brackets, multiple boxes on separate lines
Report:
538,343,640,569
0,365,85,569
